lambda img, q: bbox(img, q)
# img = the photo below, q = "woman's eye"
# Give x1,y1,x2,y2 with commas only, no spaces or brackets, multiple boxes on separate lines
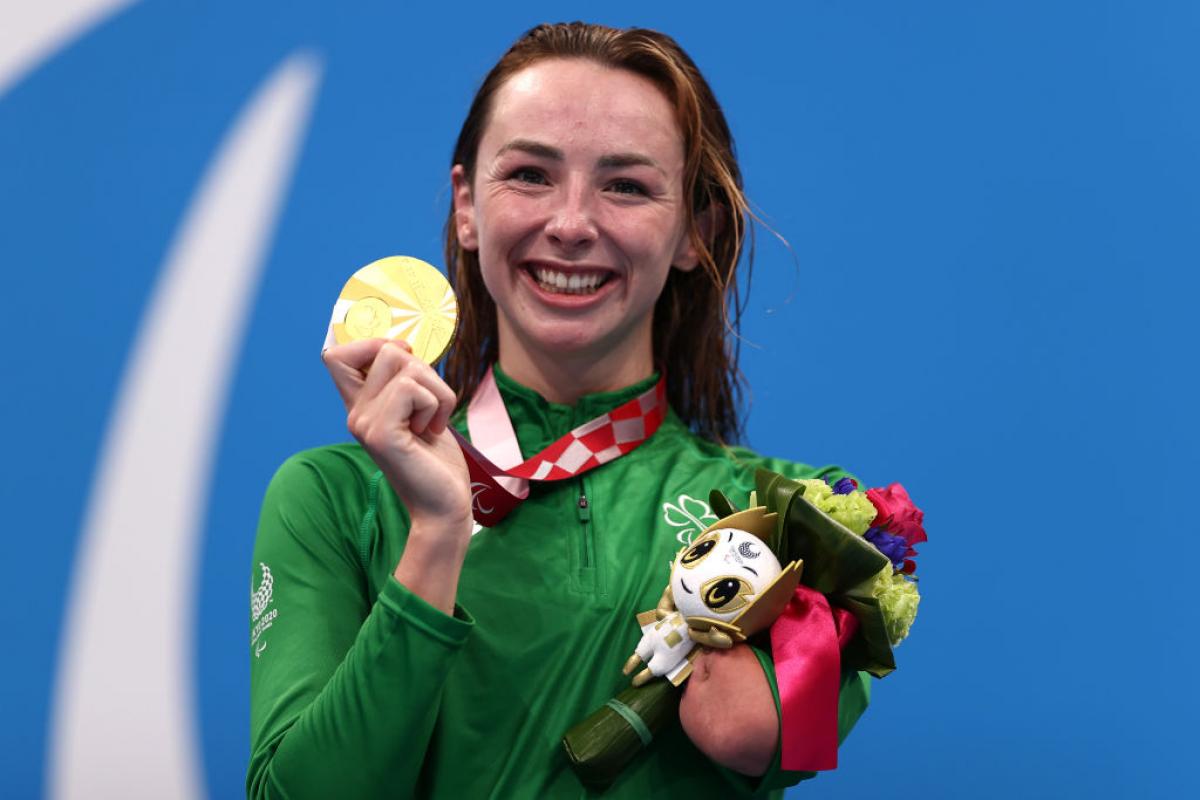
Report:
608,179,646,196
509,167,547,185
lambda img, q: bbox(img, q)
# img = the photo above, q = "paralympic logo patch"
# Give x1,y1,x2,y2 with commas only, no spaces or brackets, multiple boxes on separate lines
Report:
250,563,277,658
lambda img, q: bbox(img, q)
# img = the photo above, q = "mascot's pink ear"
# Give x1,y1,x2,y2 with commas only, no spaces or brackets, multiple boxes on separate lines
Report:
731,560,804,637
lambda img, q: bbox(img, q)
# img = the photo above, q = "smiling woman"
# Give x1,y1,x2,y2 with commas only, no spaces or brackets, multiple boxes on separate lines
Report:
443,24,749,443
248,21,870,800
451,59,700,402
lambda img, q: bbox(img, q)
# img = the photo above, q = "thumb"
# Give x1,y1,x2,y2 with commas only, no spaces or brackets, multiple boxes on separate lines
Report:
322,337,411,371
321,338,411,410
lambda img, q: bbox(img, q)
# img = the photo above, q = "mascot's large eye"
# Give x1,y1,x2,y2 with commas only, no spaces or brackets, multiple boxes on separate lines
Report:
700,576,752,613
680,535,718,569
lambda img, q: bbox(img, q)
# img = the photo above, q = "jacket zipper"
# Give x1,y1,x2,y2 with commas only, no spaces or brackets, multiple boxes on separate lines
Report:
577,478,592,568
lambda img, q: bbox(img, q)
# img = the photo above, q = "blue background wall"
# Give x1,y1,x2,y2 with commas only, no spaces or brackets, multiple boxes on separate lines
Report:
2,2,1195,797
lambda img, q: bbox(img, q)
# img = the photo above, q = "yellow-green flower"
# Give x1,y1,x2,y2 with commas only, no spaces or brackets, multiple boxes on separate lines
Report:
797,479,876,535
871,567,921,645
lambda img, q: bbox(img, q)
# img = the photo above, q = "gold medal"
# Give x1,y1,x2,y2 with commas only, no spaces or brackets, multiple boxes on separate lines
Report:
329,255,458,365
343,296,392,340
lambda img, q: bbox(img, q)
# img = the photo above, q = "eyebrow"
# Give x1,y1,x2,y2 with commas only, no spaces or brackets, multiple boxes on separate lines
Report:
495,139,665,175
597,152,664,175
496,139,563,160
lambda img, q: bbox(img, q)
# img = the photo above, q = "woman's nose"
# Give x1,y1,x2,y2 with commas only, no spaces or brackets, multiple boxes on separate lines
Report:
544,184,598,250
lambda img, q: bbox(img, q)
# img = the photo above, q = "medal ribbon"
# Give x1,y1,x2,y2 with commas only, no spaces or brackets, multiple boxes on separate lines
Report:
770,585,860,772
451,368,667,526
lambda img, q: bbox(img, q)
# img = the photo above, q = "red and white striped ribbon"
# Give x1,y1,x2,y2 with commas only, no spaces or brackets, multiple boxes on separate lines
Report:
452,369,667,526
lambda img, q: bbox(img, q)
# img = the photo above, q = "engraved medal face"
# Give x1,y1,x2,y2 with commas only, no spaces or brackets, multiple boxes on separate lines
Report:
343,296,391,340
330,255,459,365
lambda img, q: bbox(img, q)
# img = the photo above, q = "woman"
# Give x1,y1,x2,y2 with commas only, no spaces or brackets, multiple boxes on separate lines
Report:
249,22,869,798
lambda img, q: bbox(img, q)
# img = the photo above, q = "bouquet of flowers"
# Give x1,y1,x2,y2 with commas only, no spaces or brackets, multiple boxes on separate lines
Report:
562,469,927,790
759,472,926,677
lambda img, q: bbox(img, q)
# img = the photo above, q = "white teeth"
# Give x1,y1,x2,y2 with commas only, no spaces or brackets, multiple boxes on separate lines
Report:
531,267,608,295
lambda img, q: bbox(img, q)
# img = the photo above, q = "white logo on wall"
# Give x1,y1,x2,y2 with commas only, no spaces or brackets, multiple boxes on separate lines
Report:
661,494,718,544
250,563,277,657
48,43,322,800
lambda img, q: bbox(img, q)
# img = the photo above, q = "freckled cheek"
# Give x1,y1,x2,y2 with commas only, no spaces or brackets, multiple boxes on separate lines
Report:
479,201,546,251
604,219,672,256
606,210,687,259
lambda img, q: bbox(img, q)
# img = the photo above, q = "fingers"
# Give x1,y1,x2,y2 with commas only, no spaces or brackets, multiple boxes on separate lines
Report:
632,667,654,687
412,358,458,435
359,342,457,434
374,373,440,438
359,340,415,405
323,337,406,372
622,653,643,676
322,338,391,410
327,338,458,439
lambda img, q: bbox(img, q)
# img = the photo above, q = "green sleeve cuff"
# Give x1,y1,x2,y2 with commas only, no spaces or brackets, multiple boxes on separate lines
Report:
378,576,475,647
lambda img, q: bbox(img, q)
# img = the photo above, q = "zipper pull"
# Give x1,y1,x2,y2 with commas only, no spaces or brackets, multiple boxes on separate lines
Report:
577,491,591,523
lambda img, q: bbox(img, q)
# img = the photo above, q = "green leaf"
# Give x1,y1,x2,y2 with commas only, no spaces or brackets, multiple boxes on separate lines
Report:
833,594,896,678
783,492,889,595
708,489,739,519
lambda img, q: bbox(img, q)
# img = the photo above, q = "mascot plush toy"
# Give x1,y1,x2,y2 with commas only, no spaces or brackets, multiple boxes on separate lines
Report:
622,508,802,687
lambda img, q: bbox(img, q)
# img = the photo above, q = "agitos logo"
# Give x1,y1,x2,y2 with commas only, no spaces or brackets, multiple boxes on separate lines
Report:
5,4,324,798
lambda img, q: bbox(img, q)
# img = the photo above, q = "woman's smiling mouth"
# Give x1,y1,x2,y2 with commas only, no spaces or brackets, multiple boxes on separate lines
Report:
518,262,620,305
530,265,612,295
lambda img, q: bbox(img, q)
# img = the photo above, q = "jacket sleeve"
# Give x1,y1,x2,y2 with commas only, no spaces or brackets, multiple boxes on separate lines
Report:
246,452,474,799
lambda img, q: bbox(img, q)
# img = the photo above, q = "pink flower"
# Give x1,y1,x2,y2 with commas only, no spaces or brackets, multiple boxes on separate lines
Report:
866,483,927,547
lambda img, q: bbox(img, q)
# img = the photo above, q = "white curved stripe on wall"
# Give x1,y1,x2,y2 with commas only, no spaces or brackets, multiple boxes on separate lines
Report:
0,0,139,97
49,52,322,799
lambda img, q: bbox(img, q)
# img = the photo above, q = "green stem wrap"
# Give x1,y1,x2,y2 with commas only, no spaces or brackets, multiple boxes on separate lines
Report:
561,679,679,791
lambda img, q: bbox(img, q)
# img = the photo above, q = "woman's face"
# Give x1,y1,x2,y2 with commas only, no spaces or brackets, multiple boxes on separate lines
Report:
452,58,699,381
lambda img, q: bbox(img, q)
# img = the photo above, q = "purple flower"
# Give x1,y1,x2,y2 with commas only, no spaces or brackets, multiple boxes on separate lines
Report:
864,527,908,568
830,477,859,495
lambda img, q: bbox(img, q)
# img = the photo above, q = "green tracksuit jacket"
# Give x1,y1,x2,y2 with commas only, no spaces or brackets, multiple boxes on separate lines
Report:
248,367,871,799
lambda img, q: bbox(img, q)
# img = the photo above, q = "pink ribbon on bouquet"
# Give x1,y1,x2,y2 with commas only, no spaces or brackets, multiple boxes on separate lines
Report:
770,585,860,772
451,369,667,526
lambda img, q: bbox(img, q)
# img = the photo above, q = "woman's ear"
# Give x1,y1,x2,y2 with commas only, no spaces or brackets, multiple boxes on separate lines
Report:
672,203,726,271
451,164,478,251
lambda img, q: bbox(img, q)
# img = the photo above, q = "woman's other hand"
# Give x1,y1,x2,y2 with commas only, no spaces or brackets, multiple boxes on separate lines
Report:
323,338,473,612
680,645,778,776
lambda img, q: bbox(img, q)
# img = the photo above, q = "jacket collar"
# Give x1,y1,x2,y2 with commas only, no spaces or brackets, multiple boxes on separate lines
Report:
490,364,661,459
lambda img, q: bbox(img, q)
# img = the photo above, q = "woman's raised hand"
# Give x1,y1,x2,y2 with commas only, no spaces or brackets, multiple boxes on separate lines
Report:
323,338,474,612
322,339,472,530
